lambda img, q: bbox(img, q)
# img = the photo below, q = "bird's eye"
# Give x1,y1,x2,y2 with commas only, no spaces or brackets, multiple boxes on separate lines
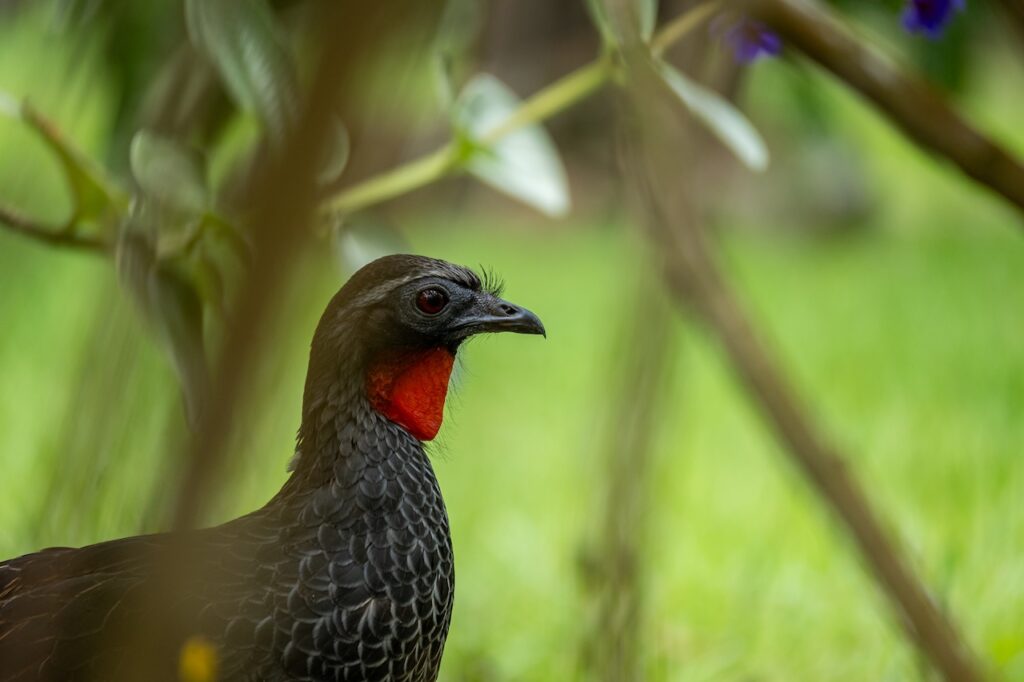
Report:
416,288,449,315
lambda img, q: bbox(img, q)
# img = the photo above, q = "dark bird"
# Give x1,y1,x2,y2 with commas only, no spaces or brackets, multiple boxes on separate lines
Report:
0,255,545,682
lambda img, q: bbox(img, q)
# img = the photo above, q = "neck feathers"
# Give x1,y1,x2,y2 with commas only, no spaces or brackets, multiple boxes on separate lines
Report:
288,318,451,490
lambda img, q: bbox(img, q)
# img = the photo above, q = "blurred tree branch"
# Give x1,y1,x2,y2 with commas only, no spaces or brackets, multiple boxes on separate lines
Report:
993,0,1024,44
0,204,107,252
745,0,1024,219
580,281,675,681
166,2,444,531
0,99,124,252
109,3,444,678
616,45,984,682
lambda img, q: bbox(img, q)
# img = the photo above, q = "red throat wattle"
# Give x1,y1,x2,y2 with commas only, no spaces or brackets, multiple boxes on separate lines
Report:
366,348,455,441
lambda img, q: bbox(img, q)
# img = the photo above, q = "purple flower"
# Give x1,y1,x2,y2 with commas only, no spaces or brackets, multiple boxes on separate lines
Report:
902,0,965,38
723,19,782,63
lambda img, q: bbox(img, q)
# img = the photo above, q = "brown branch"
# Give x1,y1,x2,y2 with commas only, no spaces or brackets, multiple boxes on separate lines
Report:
166,3,400,532
993,0,1024,44
744,0,1024,220
163,1,445,527
617,52,984,682
108,5,447,679
0,204,107,252
580,282,675,681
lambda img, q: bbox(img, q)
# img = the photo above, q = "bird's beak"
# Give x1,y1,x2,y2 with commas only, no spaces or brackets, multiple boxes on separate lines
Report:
453,293,546,339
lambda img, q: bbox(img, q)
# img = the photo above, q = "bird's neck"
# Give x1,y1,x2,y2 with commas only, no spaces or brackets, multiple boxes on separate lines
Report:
285,341,454,493
365,347,455,441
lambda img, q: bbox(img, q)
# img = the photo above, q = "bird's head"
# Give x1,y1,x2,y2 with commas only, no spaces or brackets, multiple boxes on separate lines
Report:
305,254,544,441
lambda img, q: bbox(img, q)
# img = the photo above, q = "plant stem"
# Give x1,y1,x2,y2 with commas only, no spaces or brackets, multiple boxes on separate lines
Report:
651,1,721,57
0,204,107,252
481,58,611,145
323,144,459,216
322,4,717,218
20,103,126,213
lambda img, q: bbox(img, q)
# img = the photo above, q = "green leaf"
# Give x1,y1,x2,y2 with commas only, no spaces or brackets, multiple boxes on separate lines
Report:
656,60,769,172
116,216,208,425
453,74,571,217
185,0,299,139
148,261,208,425
317,117,351,186
130,130,209,214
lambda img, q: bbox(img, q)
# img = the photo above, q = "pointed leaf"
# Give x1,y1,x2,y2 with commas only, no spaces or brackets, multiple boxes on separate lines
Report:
317,118,351,186
453,74,571,217
116,217,208,426
148,262,208,426
130,130,209,214
656,60,769,171
186,0,299,139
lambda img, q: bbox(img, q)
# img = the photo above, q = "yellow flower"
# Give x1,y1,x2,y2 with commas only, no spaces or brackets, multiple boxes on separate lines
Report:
179,635,219,682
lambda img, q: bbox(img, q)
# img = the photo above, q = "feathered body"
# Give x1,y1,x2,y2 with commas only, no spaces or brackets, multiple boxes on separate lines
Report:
0,255,543,682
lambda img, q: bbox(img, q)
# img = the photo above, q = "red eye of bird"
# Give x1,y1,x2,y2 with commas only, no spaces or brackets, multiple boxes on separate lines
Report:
416,288,449,315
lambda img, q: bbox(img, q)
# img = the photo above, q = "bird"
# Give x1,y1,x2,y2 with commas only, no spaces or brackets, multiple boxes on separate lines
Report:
0,254,545,682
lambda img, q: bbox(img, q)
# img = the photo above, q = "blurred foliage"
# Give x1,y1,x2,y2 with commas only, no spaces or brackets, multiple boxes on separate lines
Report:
0,0,1023,680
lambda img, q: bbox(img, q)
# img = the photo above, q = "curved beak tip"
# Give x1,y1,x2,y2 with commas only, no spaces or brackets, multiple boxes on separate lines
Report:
516,303,548,335
458,297,546,339
512,305,546,338
502,307,545,337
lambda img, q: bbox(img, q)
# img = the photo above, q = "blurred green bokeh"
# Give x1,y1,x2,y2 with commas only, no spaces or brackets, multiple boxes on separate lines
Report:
1,2,1023,680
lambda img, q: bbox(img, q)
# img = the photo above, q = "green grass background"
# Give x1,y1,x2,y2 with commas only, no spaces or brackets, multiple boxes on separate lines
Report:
1,5,1023,681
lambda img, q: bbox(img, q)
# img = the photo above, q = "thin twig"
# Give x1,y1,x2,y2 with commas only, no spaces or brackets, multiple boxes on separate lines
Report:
324,144,459,216
480,58,610,144
0,204,107,252
651,0,721,57
746,0,1024,220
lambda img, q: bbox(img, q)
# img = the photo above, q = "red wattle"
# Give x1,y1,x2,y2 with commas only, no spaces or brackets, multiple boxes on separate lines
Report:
366,348,455,441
